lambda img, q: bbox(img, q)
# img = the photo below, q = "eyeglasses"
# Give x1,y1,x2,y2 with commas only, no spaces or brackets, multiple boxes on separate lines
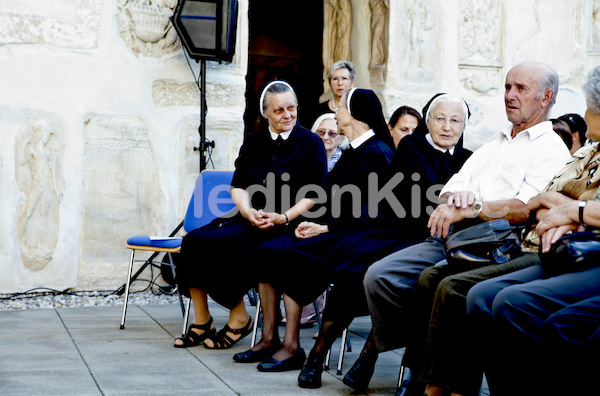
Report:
316,130,339,139
432,116,464,128
271,105,298,116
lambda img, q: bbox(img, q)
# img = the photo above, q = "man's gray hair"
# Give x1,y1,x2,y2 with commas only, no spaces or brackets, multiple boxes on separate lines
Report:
530,62,559,107
583,66,600,114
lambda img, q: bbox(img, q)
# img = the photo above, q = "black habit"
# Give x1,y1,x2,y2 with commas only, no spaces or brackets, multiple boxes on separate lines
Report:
256,134,395,307
176,123,327,309
321,131,473,321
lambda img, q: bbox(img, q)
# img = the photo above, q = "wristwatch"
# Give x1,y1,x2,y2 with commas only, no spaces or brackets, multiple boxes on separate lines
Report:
472,201,483,218
283,212,290,226
579,200,587,224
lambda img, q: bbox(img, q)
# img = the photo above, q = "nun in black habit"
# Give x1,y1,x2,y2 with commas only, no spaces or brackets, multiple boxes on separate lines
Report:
173,81,327,350
297,93,474,391
232,88,396,372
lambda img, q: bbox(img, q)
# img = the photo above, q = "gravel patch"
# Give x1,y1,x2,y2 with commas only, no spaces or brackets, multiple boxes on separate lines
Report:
0,290,181,311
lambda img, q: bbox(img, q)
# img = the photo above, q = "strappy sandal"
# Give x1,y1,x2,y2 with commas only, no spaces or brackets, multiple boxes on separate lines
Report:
174,317,216,348
203,317,253,350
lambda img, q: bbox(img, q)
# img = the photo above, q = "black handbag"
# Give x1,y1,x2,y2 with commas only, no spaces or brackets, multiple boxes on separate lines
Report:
444,219,523,264
539,230,600,274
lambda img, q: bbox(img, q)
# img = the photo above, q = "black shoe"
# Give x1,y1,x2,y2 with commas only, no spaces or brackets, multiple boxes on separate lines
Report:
394,366,425,396
233,342,281,363
298,358,323,388
257,349,306,372
342,356,376,392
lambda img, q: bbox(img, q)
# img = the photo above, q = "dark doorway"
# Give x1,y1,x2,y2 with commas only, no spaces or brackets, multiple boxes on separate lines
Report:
244,1,324,133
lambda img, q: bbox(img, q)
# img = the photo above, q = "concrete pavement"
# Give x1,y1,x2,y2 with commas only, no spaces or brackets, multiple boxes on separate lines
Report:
0,298,413,395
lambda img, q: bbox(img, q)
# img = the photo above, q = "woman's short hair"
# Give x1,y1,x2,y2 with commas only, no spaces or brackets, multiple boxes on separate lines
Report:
388,106,422,128
259,80,297,117
583,66,600,114
327,60,355,82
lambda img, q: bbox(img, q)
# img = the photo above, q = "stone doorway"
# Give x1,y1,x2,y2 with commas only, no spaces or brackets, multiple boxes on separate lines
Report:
244,0,324,133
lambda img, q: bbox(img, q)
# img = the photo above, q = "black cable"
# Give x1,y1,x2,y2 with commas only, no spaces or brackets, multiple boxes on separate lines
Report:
0,257,177,301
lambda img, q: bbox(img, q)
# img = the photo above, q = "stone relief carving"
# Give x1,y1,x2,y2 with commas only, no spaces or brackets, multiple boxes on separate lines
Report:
402,0,436,83
458,0,501,96
324,0,352,70
81,114,160,264
459,67,499,96
15,119,65,272
116,0,181,57
369,0,389,85
407,0,434,69
459,0,501,66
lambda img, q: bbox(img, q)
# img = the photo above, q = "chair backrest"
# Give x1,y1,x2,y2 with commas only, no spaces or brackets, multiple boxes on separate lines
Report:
183,170,236,233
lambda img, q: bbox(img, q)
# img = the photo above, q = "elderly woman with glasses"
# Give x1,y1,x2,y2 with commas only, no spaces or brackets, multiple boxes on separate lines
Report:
298,93,473,391
173,80,327,350
233,88,395,373
311,113,348,172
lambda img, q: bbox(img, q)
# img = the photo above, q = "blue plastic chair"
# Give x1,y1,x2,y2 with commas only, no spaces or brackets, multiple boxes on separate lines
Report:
120,170,235,334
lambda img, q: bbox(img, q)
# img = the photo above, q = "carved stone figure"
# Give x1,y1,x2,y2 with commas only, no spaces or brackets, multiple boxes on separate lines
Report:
15,119,64,272
369,0,389,84
325,0,352,71
407,0,435,70
459,0,499,65
116,0,181,57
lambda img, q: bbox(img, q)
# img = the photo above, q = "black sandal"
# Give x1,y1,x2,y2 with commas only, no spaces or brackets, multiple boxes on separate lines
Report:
204,317,253,350
174,317,216,348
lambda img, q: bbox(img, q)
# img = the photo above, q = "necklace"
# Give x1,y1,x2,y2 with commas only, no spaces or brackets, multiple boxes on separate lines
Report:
331,98,340,112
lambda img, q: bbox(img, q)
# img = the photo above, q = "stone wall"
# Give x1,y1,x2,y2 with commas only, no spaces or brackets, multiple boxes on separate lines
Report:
344,0,594,150
1,0,598,293
0,0,248,293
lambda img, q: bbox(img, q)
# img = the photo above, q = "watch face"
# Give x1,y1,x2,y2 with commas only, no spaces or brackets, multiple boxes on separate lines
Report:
473,202,483,211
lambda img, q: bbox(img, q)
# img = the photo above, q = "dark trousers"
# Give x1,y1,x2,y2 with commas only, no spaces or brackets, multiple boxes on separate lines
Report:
467,263,600,396
410,253,540,396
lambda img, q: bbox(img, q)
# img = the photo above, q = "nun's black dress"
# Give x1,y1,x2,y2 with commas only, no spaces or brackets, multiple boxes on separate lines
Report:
321,131,473,322
176,123,327,309
256,133,395,306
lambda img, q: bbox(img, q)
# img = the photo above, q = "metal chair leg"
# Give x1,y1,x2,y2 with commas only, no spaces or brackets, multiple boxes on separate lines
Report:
182,296,191,336
120,249,135,329
337,328,348,375
313,299,322,329
251,294,261,347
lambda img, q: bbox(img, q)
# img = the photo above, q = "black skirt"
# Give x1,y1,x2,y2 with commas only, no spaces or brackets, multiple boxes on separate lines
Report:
176,216,291,309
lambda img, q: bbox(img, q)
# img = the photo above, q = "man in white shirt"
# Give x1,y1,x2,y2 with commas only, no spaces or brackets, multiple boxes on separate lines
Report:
360,62,571,396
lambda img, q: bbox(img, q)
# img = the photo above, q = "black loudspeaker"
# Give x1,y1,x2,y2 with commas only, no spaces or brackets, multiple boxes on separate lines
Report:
172,0,238,62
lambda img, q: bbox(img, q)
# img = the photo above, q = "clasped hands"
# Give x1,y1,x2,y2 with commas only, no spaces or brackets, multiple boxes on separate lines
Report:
244,209,287,230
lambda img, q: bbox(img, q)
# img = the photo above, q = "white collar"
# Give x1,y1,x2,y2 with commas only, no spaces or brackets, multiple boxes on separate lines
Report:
350,129,375,149
426,133,456,155
501,120,552,141
269,128,292,141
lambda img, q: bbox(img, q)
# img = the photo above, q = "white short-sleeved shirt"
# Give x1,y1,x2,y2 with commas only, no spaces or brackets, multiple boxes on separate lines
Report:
440,121,571,204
